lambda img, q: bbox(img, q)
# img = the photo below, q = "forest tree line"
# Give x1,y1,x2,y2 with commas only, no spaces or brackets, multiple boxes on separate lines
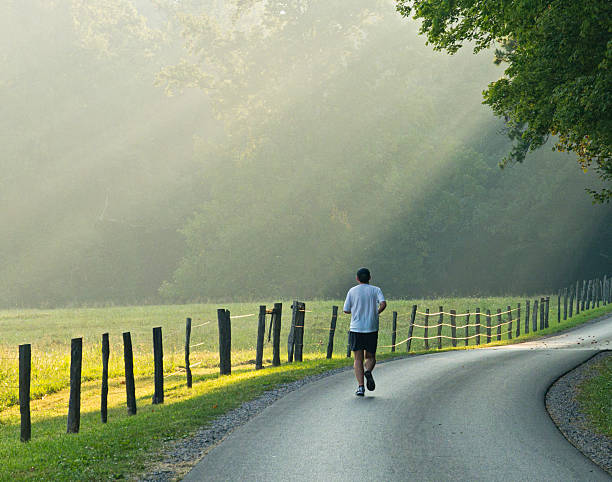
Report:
1,1,610,307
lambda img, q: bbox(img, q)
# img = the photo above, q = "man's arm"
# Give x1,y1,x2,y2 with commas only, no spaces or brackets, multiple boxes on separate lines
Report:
343,291,351,314
378,300,387,314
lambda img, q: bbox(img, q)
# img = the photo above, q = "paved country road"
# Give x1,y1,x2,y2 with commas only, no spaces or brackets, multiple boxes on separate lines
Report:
184,316,612,481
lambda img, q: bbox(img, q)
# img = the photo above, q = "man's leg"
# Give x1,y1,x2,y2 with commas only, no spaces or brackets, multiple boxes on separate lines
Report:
364,351,376,391
364,351,376,372
353,349,365,386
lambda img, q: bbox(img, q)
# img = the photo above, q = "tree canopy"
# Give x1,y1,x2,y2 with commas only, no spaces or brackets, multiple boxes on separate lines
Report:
396,0,612,202
1,1,611,307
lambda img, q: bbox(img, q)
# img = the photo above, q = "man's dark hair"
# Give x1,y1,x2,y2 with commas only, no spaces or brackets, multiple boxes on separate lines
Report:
356,267,371,283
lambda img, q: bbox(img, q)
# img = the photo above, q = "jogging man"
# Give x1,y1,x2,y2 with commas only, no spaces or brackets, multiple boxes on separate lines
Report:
343,267,386,396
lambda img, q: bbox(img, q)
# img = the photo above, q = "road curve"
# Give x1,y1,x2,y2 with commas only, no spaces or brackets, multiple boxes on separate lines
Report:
184,316,612,481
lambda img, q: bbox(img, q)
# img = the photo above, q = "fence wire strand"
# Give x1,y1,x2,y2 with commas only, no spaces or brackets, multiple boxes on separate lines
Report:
192,321,211,329
415,307,518,317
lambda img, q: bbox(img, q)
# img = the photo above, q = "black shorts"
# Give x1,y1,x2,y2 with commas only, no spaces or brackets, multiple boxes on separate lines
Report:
349,331,378,354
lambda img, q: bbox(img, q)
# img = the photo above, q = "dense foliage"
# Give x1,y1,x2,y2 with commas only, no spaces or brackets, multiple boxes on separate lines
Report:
156,1,612,301
396,0,612,202
1,1,611,307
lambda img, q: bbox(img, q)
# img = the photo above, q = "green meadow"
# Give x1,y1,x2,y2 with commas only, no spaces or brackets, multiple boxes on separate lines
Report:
0,296,556,410
1,298,611,480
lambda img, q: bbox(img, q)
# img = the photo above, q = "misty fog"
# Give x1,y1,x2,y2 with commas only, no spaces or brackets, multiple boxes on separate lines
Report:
2,0,611,308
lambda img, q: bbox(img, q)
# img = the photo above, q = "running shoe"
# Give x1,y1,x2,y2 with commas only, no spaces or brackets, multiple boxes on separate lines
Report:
364,370,375,391
355,385,365,396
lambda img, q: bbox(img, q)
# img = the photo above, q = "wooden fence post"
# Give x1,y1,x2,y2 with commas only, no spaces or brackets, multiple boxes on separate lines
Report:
217,309,231,375
545,297,550,328
288,301,298,362
406,305,416,353
597,279,601,308
19,343,31,442
540,298,545,330
123,332,137,415
464,310,470,347
525,300,530,334
532,300,538,332
152,327,164,404
585,280,590,310
557,292,561,323
516,303,521,338
450,310,457,348
581,280,586,311
391,311,397,352
346,329,352,358
575,280,580,314
486,310,491,343
327,306,338,359
185,318,192,388
475,308,481,345
496,309,502,341
67,337,83,433
569,288,574,317
599,278,602,306
587,280,593,309
438,308,443,350
101,333,109,423
272,303,282,366
256,306,266,369
598,279,602,307
424,309,430,350
294,302,306,362
563,289,568,321
507,306,513,340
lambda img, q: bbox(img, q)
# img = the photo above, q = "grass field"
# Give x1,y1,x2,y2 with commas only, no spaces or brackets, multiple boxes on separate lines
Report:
578,353,612,438
1,296,557,410
1,297,611,480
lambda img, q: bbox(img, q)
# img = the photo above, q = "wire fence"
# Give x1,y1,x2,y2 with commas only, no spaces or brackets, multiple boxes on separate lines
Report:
3,274,611,442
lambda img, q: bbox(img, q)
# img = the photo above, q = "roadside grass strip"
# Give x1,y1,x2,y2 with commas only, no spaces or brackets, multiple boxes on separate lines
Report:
0,357,354,480
1,300,611,479
578,353,612,438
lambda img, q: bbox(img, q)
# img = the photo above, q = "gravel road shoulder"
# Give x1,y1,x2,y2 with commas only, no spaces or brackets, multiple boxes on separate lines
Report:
137,354,416,481
546,350,612,475
137,364,353,481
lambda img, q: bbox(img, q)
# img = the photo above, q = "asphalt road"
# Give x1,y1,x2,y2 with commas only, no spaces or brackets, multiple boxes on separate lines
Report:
184,316,612,481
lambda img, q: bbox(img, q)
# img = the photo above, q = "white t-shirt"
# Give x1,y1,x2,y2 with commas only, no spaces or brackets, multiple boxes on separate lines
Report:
343,284,385,333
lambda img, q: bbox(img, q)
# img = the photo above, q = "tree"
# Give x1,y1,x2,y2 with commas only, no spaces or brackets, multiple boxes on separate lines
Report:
396,0,612,202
